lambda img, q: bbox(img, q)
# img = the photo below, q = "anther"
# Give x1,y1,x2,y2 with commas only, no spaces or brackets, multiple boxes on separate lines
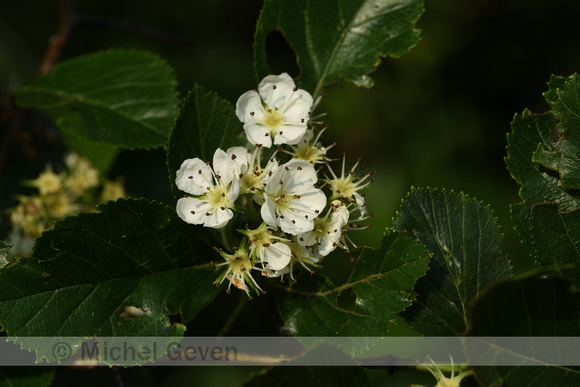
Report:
273,85,277,90
188,176,193,179
198,169,202,174
231,154,237,160
293,87,297,92
250,112,255,116
190,211,195,214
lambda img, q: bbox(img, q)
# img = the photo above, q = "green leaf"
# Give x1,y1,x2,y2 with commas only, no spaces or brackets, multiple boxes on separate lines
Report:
0,368,55,387
529,204,580,283
166,85,245,199
548,73,580,188
506,74,580,259
392,188,511,336
0,198,221,364
506,110,580,211
467,276,580,386
253,0,424,97
14,50,179,149
277,230,430,338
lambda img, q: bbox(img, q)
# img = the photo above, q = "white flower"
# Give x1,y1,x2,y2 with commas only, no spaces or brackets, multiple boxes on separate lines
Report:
236,73,313,148
241,222,292,271
175,149,240,229
260,159,327,235
297,202,349,257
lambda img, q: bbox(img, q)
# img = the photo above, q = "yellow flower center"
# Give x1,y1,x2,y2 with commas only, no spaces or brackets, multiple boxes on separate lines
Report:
275,192,292,212
207,186,228,208
229,255,253,274
312,217,329,238
330,177,355,198
263,108,283,132
240,168,263,193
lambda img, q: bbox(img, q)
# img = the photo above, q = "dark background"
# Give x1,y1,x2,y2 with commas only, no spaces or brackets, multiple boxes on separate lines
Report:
2,0,580,385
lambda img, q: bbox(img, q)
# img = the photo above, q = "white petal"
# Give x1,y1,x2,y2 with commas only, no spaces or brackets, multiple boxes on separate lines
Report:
176,197,213,225
244,124,273,148
272,124,307,145
204,207,234,229
227,146,250,174
213,148,240,185
278,211,314,235
260,195,278,228
236,90,265,124
318,236,339,256
175,158,213,195
281,89,313,121
279,159,318,192
262,242,291,270
297,230,317,248
334,205,350,224
258,73,296,109
227,179,240,203
290,189,327,216
354,192,367,216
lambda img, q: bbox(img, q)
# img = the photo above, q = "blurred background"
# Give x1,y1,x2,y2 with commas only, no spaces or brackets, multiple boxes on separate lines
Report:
2,0,580,385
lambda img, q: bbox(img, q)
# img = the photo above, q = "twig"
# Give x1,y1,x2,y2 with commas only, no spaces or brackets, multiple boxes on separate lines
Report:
39,0,74,75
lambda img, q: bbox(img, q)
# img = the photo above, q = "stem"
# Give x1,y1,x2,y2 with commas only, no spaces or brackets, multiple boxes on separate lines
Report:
217,293,248,337
39,0,74,75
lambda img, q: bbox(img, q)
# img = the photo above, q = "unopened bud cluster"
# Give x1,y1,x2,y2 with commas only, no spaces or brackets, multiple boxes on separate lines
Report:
7,154,126,258
175,73,373,297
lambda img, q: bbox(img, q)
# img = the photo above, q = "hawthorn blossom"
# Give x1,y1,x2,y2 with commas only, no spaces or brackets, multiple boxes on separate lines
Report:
261,159,326,235
241,222,292,271
326,157,372,217
284,128,333,165
175,149,240,229
213,242,262,298
297,201,349,257
236,73,313,148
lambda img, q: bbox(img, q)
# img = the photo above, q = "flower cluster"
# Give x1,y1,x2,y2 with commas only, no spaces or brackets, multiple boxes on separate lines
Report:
175,73,373,297
7,154,126,258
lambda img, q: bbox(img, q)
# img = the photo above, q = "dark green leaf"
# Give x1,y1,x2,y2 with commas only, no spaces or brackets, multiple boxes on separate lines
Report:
0,198,222,364
0,368,55,387
14,50,179,149
392,188,511,336
467,276,580,386
277,230,430,338
166,85,245,199
506,110,580,211
549,73,580,188
530,204,580,283
254,0,424,97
